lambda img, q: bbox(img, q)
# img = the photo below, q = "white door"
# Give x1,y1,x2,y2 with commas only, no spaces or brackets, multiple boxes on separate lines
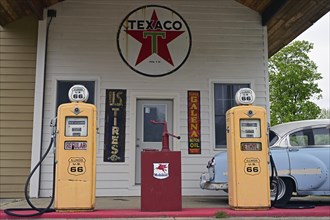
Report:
135,99,173,184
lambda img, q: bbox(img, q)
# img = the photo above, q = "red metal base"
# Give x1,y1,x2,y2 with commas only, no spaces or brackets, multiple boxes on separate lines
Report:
141,151,182,212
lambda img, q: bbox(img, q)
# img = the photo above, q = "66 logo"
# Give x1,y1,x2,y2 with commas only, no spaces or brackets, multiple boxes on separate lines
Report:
68,157,86,176
244,158,261,176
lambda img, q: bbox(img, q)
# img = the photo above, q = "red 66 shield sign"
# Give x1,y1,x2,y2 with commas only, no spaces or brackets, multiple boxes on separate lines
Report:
68,157,86,176
244,158,261,176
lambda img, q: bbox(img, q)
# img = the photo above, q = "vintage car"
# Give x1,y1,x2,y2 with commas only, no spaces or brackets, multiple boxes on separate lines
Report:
200,119,330,206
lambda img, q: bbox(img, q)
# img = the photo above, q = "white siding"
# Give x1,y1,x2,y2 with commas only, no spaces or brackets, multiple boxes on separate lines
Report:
38,0,268,197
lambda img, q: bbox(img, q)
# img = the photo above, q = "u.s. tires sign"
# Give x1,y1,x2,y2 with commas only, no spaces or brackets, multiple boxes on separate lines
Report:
117,5,192,77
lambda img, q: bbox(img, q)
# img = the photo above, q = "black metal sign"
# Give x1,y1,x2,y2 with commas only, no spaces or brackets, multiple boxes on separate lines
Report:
104,89,126,162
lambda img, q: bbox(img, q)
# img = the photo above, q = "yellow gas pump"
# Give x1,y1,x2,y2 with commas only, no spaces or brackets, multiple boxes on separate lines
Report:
55,85,97,211
226,88,270,210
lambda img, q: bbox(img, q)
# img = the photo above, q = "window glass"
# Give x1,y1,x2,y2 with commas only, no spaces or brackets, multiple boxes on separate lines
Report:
269,130,279,146
289,129,311,146
289,127,330,146
143,104,166,142
313,127,330,145
214,83,249,148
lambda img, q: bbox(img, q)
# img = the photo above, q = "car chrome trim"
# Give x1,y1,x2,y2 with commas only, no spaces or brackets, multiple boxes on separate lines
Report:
200,173,228,190
291,168,321,175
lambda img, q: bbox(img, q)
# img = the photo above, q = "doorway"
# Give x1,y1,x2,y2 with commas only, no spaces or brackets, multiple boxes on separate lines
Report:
135,99,173,184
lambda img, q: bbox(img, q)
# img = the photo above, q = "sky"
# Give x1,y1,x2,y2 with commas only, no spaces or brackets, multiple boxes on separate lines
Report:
295,12,329,110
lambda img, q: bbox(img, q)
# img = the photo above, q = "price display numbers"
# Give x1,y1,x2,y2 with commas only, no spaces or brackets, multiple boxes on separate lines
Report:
240,119,261,138
65,117,88,137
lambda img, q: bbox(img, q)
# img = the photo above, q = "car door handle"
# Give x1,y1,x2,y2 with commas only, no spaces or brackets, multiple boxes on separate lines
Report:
289,148,299,152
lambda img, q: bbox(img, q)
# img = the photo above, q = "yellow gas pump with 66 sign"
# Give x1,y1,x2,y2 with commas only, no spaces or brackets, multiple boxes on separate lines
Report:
55,85,97,211
226,88,270,210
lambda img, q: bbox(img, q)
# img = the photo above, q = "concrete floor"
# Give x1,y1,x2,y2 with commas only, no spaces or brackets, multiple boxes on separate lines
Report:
1,195,329,210
1,196,329,219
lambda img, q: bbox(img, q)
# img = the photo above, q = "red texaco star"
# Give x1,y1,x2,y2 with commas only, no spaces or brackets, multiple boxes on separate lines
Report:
125,10,184,66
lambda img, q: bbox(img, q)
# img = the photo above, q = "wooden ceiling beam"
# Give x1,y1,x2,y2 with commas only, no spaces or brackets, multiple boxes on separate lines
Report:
0,0,19,26
0,0,63,26
261,0,288,26
267,0,330,56
235,0,272,13
27,0,45,20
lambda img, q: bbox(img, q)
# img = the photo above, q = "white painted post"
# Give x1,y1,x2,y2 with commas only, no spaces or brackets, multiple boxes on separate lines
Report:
30,18,47,198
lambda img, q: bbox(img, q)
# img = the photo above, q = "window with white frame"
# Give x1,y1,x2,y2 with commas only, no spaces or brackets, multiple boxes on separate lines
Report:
214,83,250,148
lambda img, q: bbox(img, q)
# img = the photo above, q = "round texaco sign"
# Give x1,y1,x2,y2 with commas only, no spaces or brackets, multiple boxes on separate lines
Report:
117,5,192,77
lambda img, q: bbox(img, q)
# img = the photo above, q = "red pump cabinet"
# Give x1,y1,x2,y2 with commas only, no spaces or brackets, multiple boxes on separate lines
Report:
141,151,182,211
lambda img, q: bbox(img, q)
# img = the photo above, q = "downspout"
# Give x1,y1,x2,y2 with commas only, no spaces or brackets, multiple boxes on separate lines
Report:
30,10,56,198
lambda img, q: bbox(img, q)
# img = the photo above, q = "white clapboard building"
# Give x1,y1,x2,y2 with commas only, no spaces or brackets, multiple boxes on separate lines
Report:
1,0,328,198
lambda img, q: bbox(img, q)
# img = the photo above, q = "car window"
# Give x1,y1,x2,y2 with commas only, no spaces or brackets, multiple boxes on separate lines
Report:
289,127,330,146
289,129,309,146
314,127,330,145
269,130,279,146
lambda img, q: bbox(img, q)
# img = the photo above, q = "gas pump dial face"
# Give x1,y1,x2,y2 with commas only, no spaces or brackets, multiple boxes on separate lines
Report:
65,117,88,137
240,119,261,138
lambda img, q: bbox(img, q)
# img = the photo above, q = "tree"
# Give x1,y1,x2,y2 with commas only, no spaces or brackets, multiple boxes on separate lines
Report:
269,40,322,126
318,108,330,119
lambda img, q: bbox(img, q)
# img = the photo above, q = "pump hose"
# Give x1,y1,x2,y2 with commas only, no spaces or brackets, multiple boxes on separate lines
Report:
270,153,279,207
4,135,56,217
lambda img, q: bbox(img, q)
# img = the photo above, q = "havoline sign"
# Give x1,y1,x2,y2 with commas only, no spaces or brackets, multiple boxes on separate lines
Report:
117,5,192,77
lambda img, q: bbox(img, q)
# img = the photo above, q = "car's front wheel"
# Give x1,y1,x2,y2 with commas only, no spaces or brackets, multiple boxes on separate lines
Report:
270,177,293,207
